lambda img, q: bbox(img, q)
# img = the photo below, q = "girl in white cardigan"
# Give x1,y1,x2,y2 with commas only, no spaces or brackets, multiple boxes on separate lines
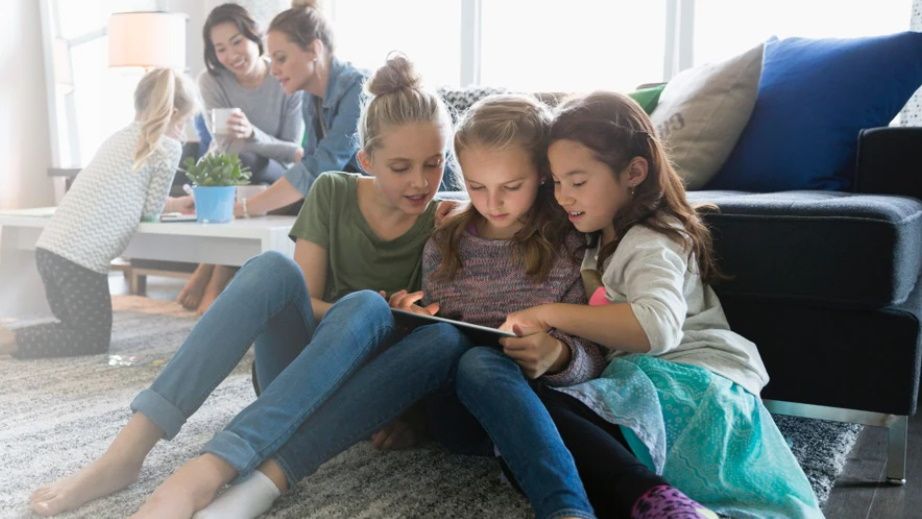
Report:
0,68,197,359
504,92,822,518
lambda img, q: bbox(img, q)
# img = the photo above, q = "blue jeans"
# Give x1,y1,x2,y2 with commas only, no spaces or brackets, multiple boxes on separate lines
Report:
237,321,473,479
454,347,596,519
130,251,392,459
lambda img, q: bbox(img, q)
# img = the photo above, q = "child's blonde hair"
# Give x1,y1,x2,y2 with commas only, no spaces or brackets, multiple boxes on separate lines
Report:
132,68,197,170
357,53,452,156
434,94,578,282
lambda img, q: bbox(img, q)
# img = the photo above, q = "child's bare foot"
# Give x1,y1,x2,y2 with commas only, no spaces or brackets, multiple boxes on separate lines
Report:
0,325,16,355
196,266,236,315
371,418,422,450
130,454,236,519
29,453,142,516
30,413,163,516
177,264,214,310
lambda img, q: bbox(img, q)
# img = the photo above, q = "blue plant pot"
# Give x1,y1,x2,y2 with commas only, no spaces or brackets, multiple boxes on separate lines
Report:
193,186,236,223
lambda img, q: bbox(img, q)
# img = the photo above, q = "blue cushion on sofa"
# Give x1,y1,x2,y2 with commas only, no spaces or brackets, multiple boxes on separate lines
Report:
707,32,922,192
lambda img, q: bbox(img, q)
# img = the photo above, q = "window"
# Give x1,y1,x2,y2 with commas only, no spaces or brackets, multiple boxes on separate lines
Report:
44,0,157,167
330,0,462,88
480,0,666,93
694,0,913,65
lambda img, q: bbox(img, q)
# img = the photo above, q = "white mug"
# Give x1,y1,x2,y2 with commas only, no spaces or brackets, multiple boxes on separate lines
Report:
210,107,238,135
236,184,268,201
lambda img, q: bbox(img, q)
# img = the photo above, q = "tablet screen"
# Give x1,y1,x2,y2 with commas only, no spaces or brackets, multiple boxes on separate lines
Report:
391,308,516,346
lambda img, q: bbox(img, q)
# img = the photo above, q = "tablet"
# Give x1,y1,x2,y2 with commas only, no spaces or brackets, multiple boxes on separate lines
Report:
160,212,197,222
391,308,516,346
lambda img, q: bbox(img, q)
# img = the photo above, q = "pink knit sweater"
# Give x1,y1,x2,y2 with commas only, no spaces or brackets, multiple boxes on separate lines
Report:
422,229,606,386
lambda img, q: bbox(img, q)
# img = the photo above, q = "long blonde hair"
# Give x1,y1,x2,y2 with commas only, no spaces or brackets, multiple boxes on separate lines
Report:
434,94,578,282
132,68,197,170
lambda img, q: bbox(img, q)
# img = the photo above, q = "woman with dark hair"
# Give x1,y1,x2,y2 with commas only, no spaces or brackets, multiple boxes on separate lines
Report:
231,0,368,218
199,2,304,184
177,2,306,314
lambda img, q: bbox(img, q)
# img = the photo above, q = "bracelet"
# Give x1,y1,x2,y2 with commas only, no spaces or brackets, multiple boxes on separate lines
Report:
241,197,250,219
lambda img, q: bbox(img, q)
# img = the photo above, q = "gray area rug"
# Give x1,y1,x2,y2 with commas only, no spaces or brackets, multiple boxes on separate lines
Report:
0,296,859,518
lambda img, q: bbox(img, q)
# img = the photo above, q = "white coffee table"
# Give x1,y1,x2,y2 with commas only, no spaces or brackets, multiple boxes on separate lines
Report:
0,208,297,319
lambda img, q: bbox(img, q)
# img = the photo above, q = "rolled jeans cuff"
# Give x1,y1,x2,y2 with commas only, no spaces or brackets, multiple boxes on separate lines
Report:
130,389,187,440
203,429,261,481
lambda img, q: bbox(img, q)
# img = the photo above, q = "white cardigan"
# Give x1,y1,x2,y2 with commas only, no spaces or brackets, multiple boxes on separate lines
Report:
37,122,182,273
586,223,769,396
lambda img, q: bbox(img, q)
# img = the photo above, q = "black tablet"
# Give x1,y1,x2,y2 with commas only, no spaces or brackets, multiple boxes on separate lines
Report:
391,308,516,346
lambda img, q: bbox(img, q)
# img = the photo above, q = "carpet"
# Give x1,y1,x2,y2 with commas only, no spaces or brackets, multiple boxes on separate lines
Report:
0,296,860,518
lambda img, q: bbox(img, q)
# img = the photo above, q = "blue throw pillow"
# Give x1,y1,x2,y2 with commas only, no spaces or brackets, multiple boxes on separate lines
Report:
707,32,922,192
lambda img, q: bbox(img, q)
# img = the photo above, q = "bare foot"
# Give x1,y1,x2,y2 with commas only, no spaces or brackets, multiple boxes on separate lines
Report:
196,266,237,315
130,454,236,519
29,453,142,516
177,264,215,310
0,325,16,355
29,413,163,516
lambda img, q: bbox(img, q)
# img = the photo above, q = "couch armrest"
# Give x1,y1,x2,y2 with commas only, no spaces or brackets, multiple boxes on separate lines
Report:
854,126,922,199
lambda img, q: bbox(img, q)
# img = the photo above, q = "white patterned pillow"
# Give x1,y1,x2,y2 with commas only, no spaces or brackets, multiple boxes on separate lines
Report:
650,43,763,190
438,86,509,123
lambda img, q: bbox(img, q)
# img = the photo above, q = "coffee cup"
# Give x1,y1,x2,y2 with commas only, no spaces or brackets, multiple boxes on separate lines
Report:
236,184,268,201
210,108,238,135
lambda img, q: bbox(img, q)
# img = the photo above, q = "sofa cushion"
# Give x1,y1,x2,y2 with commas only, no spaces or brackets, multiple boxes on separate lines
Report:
651,43,763,190
708,32,922,192
719,285,921,415
438,85,509,124
627,83,666,114
689,190,922,308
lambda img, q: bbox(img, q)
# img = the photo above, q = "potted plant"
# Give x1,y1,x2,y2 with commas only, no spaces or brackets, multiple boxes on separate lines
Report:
181,153,251,223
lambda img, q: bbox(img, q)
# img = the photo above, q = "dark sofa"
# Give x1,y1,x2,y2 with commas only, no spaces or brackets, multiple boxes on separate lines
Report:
688,127,922,484
440,93,921,484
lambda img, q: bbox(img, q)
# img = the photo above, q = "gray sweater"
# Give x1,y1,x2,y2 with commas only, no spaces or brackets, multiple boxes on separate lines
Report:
198,61,304,164
422,230,606,386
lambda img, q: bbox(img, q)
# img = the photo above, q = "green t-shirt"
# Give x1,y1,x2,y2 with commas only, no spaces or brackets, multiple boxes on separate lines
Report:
289,172,437,302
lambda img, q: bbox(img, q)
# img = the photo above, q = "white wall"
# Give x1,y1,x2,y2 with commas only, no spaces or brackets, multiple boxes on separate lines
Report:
0,0,53,210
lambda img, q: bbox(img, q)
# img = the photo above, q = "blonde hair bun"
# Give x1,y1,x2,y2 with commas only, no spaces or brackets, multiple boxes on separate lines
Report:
290,0,319,8
366,53,422,98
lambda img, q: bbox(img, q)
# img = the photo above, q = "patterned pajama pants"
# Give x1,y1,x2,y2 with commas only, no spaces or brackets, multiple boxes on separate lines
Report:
13,248,112,358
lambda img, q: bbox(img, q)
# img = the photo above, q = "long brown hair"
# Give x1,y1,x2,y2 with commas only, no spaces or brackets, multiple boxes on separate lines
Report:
434,94,578,282
550,91,724,283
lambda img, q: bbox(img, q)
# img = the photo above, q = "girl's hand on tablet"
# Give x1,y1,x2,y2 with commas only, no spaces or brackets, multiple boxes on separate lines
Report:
500,304,551,336
500,326,568,379
387,289,439,316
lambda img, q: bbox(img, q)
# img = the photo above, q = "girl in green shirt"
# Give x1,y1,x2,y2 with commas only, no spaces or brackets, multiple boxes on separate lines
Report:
28,54,452,518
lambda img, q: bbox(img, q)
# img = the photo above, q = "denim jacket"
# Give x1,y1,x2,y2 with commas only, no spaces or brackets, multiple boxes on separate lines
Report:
283,57,368,195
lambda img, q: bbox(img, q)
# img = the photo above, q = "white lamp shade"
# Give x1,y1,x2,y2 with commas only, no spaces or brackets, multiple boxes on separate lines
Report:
108,12,187,69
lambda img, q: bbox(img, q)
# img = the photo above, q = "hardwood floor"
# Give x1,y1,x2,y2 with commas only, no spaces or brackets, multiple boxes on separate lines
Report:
823,411,922,518
121,274,922,519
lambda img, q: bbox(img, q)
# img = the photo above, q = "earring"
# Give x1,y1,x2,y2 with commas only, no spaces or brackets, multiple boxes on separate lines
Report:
629,186,635,197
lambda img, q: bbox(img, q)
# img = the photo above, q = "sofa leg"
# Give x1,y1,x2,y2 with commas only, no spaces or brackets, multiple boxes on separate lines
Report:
886,415,908,485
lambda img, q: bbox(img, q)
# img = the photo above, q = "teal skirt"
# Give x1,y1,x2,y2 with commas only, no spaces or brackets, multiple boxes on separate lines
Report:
555,355,823,519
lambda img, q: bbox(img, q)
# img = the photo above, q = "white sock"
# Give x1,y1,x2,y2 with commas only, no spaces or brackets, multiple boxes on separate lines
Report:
193,470,282,519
